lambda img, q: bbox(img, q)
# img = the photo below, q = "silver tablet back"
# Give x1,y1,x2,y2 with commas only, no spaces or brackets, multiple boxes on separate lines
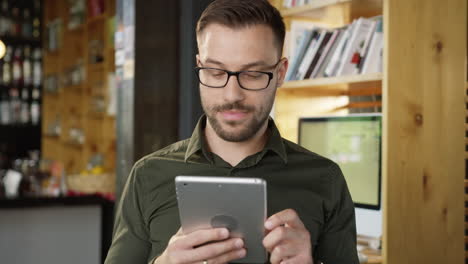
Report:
175,176,267,263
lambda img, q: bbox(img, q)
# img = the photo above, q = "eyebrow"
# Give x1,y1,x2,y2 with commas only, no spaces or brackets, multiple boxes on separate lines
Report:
203,58,271,70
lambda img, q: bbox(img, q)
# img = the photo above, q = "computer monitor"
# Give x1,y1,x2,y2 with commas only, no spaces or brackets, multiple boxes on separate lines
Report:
298,114,382,237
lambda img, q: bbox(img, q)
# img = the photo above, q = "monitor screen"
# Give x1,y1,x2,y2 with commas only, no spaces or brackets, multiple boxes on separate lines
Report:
298,114,382,210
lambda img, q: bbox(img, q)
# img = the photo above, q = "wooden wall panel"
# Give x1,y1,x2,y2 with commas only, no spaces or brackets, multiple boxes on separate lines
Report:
383,0,466,263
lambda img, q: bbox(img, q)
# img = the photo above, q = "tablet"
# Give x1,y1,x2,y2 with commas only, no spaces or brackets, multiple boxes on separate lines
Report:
175,176,267,263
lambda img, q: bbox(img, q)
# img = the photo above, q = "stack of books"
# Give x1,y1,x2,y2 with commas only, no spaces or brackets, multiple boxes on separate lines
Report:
285,16,383,82
283,0,313,8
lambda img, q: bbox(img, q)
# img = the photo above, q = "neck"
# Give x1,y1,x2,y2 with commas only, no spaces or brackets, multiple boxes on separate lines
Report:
204,119,269,167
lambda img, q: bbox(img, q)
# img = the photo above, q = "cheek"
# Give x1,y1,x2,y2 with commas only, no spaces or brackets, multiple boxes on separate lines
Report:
200,87,222,109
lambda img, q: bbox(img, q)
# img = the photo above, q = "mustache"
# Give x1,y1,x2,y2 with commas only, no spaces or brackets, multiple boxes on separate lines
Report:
212,102,255,112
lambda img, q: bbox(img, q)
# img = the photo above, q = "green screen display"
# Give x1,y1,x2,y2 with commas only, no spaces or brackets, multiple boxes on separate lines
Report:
299,116,381,208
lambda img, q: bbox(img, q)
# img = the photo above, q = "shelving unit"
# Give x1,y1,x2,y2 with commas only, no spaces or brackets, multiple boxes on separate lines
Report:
42,0,116,176
274,0,383,142
272,0,466,263
0,0,43,167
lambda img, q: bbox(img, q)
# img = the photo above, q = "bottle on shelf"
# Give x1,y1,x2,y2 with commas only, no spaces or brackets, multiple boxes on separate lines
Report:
0,0,11,36
30,87,40,125
20,87,29,124
23,46,32,86
12,46,23,86
32,47,41,88
2,45,12,86
22,8,33,39
0,86,9,125
32,0,41,39
10,6,21,37
9,87,20,124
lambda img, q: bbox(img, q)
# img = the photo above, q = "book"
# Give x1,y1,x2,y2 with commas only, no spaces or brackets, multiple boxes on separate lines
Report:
310,29,340,79
336,17,376,76
361,17,383,74
294,29,323,80
356,19,378,72
286,20,317,61
314,29,343,78
285,28,315,81
324,23,354,77
305,30,334,79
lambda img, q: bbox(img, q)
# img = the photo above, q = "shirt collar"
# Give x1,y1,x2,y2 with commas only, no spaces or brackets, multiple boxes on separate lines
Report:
184,115,288,164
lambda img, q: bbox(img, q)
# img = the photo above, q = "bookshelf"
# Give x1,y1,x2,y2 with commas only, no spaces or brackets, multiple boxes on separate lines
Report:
272,0,466,263
42,0,116,178
280,0,381,20
281,72,382,89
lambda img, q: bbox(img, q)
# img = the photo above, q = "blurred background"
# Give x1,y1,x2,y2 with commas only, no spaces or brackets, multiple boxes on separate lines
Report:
0,0,465,264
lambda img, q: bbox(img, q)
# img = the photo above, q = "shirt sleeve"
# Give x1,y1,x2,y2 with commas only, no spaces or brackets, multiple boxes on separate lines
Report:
104,162,152,264
313,163,360,264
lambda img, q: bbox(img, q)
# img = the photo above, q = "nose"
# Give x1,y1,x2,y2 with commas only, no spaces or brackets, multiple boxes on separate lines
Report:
222,74,245,103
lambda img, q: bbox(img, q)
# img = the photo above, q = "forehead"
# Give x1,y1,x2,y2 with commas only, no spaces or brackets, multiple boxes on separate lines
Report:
197,23,278,66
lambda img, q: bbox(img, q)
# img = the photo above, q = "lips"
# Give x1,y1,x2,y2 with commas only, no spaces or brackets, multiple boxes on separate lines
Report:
220,110,249,121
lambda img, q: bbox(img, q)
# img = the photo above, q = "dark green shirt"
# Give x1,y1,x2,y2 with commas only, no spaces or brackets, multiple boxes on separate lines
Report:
105,116,359,264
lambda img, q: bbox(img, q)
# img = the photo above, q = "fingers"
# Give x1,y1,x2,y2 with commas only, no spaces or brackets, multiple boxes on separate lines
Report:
262,225,300,252
178,228,229,249
265,209,305,231
269,243,297,264
209,248,247,264
191,237,245,262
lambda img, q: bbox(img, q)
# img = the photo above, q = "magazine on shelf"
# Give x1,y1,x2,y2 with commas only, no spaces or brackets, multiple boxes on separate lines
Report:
285,29,315,81
336,17,376,76
305,30,334,79
356,19,378,72
314,28,344,78
283,16,384,81
294,29,324,80
323,23,353,77
361,17,383,74
286,20,317,61
309,29,340,78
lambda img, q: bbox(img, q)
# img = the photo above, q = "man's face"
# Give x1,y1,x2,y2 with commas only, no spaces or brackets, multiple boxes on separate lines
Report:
197,23,288,142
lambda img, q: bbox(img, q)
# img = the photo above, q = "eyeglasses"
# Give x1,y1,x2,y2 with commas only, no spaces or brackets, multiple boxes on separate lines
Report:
195,60,282,91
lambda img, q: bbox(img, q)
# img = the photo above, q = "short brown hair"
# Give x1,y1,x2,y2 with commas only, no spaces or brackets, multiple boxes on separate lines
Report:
196,0,286,57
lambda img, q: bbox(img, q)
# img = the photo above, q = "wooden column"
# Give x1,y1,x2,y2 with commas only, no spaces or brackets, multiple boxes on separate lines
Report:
383,0,466,263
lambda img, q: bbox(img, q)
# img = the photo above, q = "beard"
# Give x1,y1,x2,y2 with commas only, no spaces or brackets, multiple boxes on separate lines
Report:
202,96,275,142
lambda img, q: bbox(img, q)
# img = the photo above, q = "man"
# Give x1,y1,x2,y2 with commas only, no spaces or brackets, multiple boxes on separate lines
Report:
105,0,359,263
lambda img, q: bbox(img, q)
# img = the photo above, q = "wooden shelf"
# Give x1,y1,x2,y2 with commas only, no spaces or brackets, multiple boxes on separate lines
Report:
345,101,381,109
43,133,61,139
281,0,350,16
88,63,105,72
63,140,85,148
43,0,116,176
280,0,382,19
63,84,84,92
281,72,382,90
87,13,107,25
67,24,85,33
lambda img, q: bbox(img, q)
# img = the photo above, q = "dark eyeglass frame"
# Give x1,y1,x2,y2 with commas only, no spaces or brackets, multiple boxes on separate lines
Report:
194,59,282,91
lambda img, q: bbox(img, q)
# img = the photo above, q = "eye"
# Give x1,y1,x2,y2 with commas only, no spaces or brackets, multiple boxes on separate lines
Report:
244,72,263,79
205,69,225,78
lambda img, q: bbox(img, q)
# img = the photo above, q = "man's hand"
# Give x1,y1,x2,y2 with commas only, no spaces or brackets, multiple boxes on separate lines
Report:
154,228,246,264
263,209,313,264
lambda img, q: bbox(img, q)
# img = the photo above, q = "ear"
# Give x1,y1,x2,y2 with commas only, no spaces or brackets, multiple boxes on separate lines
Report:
196,54,200,66
276,58,289,88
